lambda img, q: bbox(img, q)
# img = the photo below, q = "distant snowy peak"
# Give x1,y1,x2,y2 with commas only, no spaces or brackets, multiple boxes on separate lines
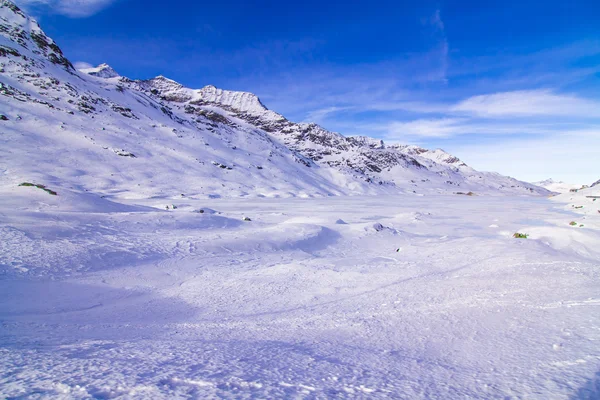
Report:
532,178,581,194
591,179,600,188
135,77,277,118
80,63,119,79
194,85,270,115
348,136,385,149
534,178,560,186
0,0,73,71
392,145,468,168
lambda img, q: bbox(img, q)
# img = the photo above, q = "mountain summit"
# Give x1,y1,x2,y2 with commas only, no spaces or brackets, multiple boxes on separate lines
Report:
78,63,120,79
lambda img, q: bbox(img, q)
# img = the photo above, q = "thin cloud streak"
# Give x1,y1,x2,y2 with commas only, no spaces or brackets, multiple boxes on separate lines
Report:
335,117,600,143
298,88,600,139
73,61,93,69
448,130,600,183
14,0,119,17
452,89,600,118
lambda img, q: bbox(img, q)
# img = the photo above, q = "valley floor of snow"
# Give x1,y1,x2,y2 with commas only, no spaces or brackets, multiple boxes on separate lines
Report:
1,190,600,399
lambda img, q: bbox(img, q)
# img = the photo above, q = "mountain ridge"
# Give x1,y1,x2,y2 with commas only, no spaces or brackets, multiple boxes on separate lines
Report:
0,0,549,202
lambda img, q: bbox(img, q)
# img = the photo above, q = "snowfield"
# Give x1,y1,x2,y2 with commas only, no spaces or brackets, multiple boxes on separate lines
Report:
1,188,599,399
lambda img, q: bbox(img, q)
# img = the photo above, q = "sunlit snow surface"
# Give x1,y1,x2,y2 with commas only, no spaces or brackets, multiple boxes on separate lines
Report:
1,188,599,399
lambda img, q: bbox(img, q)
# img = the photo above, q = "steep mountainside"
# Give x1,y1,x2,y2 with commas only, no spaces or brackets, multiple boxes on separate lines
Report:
0,0,548,202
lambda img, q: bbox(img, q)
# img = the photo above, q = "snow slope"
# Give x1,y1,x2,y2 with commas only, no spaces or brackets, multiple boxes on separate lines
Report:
1,192,600,398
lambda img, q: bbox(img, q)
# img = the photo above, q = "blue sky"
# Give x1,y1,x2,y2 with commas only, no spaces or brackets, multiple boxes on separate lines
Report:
15,0,600,183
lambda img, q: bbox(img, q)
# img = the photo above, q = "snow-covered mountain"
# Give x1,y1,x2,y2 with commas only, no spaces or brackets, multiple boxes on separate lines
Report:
0,0,548,201
532,178,581,194
79,63,119,79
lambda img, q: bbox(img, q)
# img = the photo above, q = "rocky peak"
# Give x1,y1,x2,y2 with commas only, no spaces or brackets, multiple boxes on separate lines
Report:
193,85,270,115
0,0,73,71
136,75,191,102
390,145,467,168
80,63,119,79
135,76,272,118
425,148,466,166
348,136,386,149
534,178,559,186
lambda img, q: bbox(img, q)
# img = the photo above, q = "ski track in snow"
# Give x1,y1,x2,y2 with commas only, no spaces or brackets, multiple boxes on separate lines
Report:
1,194,600,399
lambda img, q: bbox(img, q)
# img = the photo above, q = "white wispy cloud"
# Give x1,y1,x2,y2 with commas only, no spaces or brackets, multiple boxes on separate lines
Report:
341,115,600,144
14,0,118,17
304,106,355,124
448,130,600,183
298,86,600,143
73,61,93,69
452,89,600,118
251,39,600,130
423,8,448,84
384,118,467,138
429,9,445,31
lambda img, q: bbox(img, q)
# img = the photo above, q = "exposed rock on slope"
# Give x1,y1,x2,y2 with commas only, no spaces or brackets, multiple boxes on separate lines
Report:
135,76,545,194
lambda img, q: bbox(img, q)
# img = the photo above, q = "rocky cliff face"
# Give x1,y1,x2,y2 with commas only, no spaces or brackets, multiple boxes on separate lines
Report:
0,1,73,70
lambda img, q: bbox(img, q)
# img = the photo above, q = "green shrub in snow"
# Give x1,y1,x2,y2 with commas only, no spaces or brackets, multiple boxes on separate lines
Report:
18,182,57,196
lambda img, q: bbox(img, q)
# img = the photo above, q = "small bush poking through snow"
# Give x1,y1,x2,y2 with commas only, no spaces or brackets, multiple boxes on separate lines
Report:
570,221,578,226
194,208,218,215
513,233,529,239
18,182,57,196
243,216,252,221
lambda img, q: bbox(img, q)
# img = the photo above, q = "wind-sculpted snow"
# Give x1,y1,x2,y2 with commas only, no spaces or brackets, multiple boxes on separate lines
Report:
1,194,599,398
